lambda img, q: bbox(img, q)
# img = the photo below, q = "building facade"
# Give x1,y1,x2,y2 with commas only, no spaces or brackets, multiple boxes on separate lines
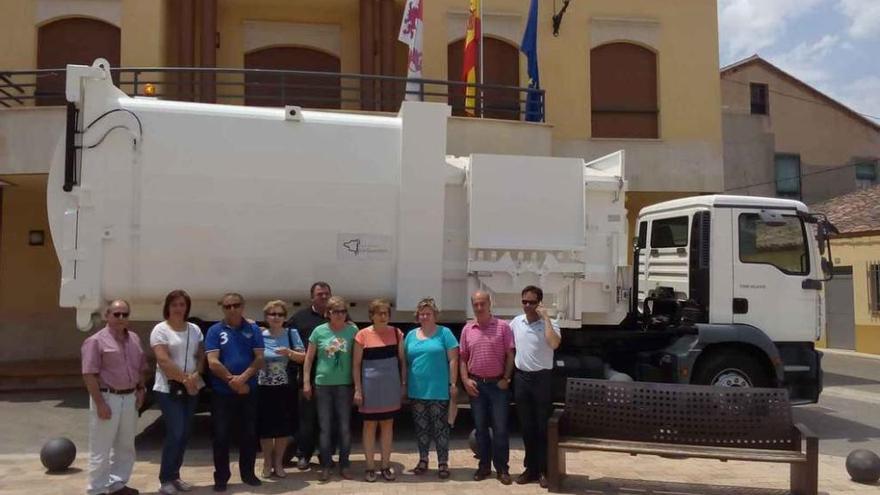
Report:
721,56,880,204
0,0,722,362
812,185,880,355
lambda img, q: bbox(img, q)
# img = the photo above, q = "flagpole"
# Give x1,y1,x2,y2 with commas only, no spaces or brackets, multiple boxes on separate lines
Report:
479,0,484,117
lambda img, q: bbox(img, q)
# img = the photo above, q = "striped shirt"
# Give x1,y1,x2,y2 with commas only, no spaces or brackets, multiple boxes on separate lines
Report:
460,317,514,378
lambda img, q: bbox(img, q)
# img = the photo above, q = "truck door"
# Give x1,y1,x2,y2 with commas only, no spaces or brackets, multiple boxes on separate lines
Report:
641,215,690,302
636,220,648,309
731,209,820,342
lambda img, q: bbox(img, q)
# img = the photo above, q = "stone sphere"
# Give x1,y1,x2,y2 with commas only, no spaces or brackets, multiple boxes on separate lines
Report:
845,449,880,483
40,437,76,472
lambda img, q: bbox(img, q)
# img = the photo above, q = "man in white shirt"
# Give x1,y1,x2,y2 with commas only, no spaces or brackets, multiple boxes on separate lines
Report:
509,285,560,488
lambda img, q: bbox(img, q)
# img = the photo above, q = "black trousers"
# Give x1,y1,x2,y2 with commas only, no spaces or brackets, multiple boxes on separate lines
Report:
296,391,319,461
211,392,258,485
514,368,554,475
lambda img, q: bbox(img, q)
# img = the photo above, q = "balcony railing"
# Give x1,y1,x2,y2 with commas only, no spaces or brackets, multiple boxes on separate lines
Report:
0,67,545,122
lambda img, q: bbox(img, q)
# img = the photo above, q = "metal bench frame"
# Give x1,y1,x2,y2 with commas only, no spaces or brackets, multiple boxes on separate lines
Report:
547,378,818,494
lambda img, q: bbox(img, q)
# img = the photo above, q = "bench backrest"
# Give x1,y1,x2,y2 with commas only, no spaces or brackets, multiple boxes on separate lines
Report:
563,378,799,451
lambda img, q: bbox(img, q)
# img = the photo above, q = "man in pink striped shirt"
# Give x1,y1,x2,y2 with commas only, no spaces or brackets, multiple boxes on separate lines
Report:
459,290,515,485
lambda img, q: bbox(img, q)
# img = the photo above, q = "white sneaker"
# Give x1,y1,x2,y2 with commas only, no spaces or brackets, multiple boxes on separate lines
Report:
159,482,178,495
172,479,193,492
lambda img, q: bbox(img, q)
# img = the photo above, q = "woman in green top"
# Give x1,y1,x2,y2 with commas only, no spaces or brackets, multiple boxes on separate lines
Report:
303,296,358,482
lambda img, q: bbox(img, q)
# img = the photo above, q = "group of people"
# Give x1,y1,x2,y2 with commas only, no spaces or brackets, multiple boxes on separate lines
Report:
81,281,560,494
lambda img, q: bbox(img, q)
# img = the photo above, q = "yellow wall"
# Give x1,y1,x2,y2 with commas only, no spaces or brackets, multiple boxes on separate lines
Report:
217,0,361,73
0,1,36,69
0,175,58,313
0,0,167,70
422,0,722,146
827,234,880,354
120,0,168,67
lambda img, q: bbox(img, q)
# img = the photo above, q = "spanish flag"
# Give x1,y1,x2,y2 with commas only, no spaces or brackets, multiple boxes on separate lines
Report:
462,0,481,116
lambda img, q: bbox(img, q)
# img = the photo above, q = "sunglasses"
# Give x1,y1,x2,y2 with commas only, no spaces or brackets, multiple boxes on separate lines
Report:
266,312,286,318
222,303,242,310
521,300,539,306
112,312,130,318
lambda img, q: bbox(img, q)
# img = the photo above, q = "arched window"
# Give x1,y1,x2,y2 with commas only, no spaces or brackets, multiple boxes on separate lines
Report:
447,37,520,120
244,46,341,109
36,17,120,106
590,42,658,138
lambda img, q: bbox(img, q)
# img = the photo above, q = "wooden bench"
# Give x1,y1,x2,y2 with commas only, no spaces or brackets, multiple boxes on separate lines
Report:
547,378,818,494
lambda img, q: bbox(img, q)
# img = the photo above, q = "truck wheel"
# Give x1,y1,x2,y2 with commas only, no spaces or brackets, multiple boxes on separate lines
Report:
692,350,770,388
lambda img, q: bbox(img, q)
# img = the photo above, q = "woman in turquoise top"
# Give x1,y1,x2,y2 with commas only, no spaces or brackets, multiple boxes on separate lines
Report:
303,296,358,482
404,298,459,479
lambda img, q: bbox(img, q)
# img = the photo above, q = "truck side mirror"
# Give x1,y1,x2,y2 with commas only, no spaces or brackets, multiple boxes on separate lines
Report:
815,219,839,256
822,258,833,277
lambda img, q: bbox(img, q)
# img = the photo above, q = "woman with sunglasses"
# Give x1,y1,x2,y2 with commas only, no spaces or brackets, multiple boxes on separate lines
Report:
302,296,358,482
150,290,205,495
257,300,305,479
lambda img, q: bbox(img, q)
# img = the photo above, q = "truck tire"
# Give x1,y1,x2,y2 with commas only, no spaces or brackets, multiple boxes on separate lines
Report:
692,350,771,388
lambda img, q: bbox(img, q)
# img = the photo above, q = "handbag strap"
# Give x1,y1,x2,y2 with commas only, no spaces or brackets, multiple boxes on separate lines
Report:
182,322,190,374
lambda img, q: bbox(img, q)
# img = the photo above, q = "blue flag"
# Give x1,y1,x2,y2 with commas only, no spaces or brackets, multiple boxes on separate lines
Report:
521,0,542,122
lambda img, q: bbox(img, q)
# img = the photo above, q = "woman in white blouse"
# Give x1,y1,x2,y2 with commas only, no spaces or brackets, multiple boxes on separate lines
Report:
150,290,205,495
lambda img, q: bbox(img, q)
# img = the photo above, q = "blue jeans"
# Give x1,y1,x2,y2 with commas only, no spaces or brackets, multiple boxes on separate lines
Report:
156,391,198,483
315,385,352,468
470,381,510,473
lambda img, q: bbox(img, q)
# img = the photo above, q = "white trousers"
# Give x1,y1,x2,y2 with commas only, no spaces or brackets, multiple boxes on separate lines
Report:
87,392,137,495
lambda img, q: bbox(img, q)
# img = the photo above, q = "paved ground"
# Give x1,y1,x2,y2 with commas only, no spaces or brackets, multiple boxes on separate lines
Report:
794,350,880,457
1,350,879,494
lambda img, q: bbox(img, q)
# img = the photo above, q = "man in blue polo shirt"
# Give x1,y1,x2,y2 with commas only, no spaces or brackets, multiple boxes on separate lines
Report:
205,293,265,492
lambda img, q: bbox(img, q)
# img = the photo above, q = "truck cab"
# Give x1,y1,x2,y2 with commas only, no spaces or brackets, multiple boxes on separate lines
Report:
635,196,830,402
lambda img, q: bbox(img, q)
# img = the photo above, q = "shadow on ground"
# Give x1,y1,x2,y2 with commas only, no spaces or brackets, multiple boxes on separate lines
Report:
134,409,485,466
793,405,880,443
824,373,880,388
557,475,825,495
0,389,88,408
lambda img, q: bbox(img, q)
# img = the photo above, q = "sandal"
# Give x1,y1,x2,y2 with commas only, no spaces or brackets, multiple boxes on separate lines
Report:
381,467,396,481
261,464,273,478
412,459,429,475
364,469,377,483
438,463,450,479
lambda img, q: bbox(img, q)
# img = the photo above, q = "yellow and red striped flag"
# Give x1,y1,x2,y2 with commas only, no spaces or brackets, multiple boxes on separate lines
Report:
462,0,481,116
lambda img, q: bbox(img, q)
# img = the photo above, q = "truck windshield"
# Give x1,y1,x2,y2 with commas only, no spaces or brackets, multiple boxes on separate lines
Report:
738,213,809,275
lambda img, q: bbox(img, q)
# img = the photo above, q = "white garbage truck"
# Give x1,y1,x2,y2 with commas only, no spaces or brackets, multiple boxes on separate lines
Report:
48,60,835,402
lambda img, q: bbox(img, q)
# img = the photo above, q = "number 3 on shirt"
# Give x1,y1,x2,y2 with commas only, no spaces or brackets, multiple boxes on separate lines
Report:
220,331,229,345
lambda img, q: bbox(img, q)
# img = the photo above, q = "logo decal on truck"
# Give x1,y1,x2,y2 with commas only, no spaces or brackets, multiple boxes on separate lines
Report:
337,234,392,261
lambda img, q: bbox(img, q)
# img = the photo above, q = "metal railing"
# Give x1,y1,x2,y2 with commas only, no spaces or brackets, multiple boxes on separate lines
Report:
0,67,545,122
869,261,880,314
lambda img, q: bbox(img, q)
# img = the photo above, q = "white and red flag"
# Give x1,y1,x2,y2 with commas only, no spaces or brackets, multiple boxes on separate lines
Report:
398,0,424,101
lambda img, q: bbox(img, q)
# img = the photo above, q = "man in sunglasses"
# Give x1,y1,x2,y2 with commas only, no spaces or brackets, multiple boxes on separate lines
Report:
205,293,265,491
81,299,148,495
509,285,560,488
